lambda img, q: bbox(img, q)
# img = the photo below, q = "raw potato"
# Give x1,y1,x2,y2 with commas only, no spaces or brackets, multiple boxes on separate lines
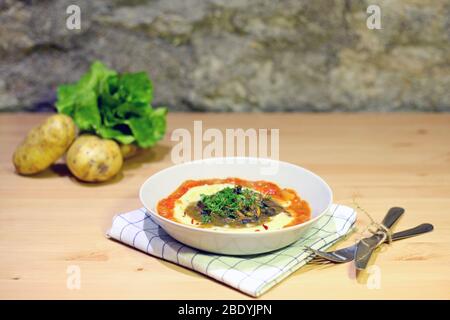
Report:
13,114,77,175
67,135,123,182
119,143,140,159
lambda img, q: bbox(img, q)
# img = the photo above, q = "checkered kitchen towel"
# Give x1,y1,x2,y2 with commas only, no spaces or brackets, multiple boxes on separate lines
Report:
107,204,356,297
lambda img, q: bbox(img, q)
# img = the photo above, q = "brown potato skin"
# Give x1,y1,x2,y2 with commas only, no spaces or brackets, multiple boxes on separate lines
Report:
13,114,77,175
67,135,123,182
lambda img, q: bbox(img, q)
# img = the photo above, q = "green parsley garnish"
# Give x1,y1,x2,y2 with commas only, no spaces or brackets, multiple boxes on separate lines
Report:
201,214,212,224
199,186,259,220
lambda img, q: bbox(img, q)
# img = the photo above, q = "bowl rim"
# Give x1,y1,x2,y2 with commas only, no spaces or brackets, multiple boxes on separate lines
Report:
139,157,333,236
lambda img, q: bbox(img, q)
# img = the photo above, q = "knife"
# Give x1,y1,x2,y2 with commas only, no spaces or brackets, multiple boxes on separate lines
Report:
355,207,405,270
308,223,433,264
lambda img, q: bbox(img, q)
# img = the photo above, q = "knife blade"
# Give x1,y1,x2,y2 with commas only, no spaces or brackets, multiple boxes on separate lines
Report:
355,207,405,270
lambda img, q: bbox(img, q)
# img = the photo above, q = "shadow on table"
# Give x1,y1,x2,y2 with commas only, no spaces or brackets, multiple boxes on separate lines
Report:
122,143,171,172
24,143,171,187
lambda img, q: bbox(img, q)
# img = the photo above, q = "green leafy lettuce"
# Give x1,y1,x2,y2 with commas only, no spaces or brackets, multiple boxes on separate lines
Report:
55,61,167,148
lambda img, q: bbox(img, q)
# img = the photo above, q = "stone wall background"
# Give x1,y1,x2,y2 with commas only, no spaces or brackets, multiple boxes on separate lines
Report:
0,0,449,112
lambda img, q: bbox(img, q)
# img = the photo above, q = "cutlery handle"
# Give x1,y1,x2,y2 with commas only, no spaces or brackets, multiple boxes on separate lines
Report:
391,223,434,241
381,207,405,229
355,207,405,270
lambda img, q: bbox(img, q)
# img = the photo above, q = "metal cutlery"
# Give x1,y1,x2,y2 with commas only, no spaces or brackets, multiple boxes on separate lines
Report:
308,222,434,264
354,207,405,270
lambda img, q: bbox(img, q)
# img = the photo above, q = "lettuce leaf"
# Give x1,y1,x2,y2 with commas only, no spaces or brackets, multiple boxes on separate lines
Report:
127,107,167,148
56,61,167,148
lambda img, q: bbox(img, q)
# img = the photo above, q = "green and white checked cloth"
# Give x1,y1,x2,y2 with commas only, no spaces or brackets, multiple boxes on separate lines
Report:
107,204,356,297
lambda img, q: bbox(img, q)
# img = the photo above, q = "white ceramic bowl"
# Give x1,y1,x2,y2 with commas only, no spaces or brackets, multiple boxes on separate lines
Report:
139,157,333,255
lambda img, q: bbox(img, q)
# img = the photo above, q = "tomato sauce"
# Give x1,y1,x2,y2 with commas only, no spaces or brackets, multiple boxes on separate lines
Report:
157,178,311,228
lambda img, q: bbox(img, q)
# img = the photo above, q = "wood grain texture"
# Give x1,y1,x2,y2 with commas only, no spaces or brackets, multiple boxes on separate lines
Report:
0,113,449,299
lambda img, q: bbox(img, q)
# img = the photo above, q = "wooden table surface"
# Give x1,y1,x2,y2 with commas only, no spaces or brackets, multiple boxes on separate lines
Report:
0,113,449,300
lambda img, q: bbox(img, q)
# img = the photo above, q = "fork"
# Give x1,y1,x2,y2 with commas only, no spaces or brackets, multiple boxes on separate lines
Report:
307,223,434,264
